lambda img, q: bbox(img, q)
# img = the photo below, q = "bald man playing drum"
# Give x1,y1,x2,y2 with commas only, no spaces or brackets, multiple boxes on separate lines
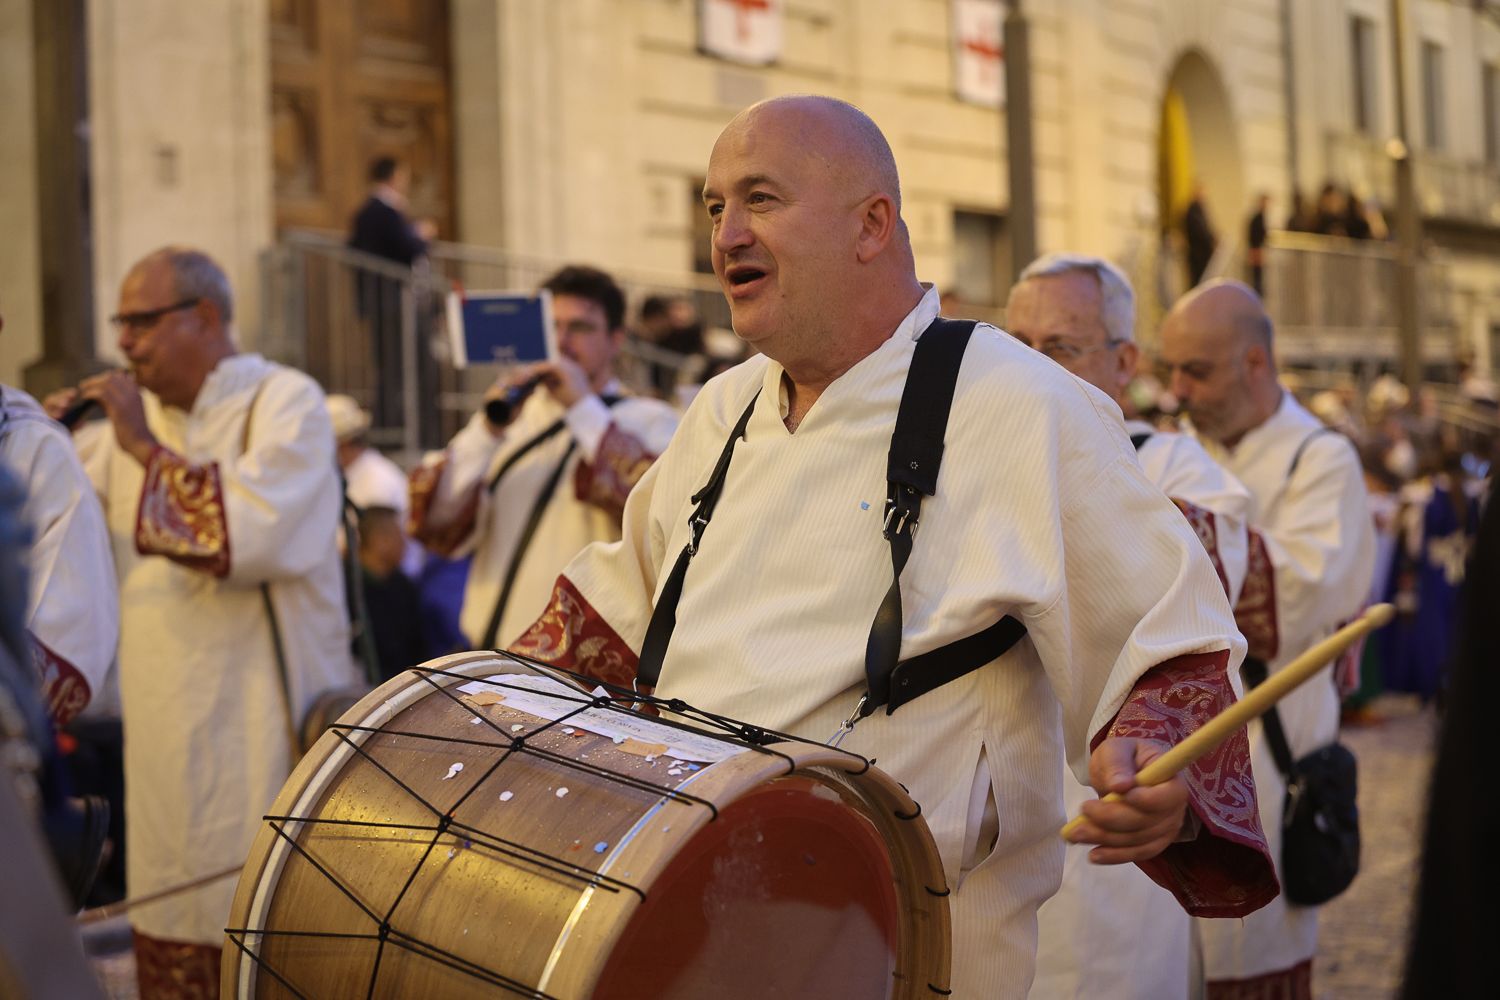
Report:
512,97,1279,997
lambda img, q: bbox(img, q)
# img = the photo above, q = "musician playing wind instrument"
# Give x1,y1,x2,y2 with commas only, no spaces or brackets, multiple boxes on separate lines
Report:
1162,280,1375,998
409,266,679,650
46,248,358,999
510,96,1280,997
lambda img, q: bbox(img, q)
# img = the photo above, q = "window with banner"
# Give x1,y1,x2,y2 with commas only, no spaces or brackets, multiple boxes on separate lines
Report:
952,0,1005,109
697,0,784,67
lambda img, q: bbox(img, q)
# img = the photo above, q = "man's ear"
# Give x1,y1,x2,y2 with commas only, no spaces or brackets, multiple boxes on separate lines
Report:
855,194,899,263
1116,341,1140,395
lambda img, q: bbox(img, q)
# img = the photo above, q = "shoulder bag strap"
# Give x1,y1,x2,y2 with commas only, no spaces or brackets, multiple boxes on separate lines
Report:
1239,657,1297,777
1239,425,1340,776
1288,426,1338,478
480,395,625,648
635,389,760,690
1130,431,1153,450
486,394,625,495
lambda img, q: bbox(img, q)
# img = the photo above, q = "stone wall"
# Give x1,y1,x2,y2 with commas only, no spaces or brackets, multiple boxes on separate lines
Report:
86,0,271,363
0,0,42,386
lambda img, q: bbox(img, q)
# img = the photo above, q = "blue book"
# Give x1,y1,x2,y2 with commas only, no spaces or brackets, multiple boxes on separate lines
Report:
445,290,556,367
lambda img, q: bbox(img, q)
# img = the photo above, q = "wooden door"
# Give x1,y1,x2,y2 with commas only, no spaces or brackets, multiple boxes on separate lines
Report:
270,0,454,236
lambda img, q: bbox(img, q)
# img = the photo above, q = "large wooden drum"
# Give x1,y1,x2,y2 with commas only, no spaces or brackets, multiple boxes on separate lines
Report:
223,652,952,998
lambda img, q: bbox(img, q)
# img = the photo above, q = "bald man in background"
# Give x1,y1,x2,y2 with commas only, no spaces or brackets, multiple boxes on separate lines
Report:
1162,280,1373,998
507,96,1277,995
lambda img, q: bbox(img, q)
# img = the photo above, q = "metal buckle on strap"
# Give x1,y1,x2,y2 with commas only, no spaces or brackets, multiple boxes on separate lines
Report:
687,513,708,555
827,693,868,748
883,500,918,540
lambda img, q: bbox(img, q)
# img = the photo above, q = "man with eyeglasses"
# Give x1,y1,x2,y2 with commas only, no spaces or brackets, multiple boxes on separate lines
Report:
44,247,359,997
1008,253,1253,1000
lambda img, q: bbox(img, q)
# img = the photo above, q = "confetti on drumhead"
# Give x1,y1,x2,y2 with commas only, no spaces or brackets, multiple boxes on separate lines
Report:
562,727,575,734
446,848,456,859
593,841,608,854
499,790,514,802
510,724,524,732
442,762,463,780
612,736,625,744
556,787,569,798
667,769,682,776
467,691,505,706
469,717,482,725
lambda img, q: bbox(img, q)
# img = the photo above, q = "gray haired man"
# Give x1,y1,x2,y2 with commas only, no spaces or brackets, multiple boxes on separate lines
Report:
1008,253,1254,1000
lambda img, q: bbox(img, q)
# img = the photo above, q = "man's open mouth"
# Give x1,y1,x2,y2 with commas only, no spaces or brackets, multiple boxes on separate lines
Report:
726,266,767,294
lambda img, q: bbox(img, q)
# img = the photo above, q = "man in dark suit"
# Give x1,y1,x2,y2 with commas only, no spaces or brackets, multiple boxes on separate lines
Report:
347,156,436,439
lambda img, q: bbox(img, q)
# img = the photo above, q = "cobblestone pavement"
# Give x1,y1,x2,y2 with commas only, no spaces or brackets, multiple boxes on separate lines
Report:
1315,694,1435,1000
89,696,1437,999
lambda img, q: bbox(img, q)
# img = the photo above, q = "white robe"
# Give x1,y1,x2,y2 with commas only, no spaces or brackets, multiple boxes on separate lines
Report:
1032,421,1251,1000
417,384,678,647
1189,393,1374,982
76,353,358,944
523,289,1270,998
0,384,119,721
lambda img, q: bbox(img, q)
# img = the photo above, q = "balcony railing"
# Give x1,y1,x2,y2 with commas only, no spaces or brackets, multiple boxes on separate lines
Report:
1325,130,1500,225
258,231,728,463
1262,230,1457,368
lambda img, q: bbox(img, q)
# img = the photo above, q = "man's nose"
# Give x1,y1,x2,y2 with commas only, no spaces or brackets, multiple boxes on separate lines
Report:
1167,369,1190,403
712,204,753,255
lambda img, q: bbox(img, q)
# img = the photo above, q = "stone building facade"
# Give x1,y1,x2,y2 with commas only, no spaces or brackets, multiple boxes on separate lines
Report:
3,0,1499,387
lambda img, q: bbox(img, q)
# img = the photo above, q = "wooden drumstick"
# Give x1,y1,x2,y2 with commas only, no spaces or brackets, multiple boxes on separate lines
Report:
1060,602,1396,840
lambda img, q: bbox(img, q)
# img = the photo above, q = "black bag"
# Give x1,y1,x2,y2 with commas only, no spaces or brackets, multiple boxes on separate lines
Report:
1243,658,1360,905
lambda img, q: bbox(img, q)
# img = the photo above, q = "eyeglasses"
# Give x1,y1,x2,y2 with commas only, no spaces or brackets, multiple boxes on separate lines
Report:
1034,339,1126,364
108,298,201,332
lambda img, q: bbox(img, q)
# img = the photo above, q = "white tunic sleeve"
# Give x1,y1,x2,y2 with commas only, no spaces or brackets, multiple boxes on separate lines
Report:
6,417,119,722
133,370,344,585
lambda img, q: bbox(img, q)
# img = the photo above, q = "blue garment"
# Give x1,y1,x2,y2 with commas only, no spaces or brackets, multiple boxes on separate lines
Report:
417,551,473,656
1384,483,1477,700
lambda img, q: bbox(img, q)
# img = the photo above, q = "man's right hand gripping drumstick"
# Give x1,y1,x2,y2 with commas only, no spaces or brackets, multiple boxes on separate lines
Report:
1060,603,1396,852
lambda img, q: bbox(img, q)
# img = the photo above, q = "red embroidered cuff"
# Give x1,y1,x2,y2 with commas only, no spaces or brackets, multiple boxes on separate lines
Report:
1172,497,1230,598
408,456,480,556
508,575,640,690
1100,650,1279,918
31,633,91,727
573,423,656,519
134,446,230,577
1234,528,1279,661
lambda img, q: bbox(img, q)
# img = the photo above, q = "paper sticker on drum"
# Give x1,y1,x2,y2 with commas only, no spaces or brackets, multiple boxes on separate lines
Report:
223,652,951,999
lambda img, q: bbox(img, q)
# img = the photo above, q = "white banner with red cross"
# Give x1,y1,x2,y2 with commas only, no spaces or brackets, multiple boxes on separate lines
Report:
698,0,784,66
953,0,1006,108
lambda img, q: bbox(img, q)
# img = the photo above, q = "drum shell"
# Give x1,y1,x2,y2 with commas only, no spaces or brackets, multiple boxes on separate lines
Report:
223,653,951,998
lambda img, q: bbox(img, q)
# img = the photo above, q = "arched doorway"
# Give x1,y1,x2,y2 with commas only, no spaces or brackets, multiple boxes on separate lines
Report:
1157,49,1244,301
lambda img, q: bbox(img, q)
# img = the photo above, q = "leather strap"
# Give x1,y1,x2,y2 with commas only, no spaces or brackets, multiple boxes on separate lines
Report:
480,439,577,648
637,390,760,689
862,318,1026,717
633,317,1028,715
479,395,623,647
1240,658,1297,776
487,419,566,494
